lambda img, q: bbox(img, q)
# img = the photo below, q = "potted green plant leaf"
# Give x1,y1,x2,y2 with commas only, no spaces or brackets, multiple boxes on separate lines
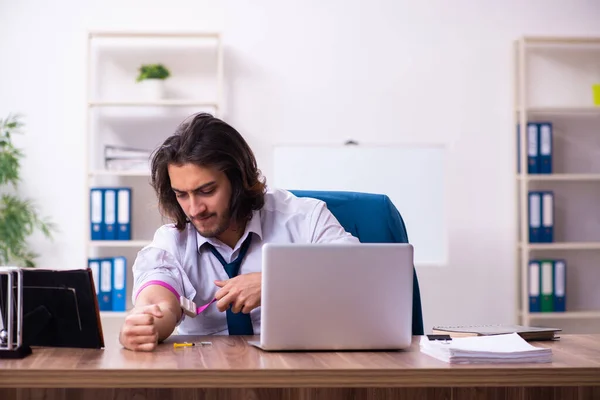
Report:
136,63,171,99
0,114,55,267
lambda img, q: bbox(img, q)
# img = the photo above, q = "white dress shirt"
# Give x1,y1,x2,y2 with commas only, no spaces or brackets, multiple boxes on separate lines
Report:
131,188,359,335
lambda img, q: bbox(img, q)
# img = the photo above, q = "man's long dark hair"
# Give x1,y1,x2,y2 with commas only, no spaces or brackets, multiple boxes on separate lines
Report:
150,113,266,231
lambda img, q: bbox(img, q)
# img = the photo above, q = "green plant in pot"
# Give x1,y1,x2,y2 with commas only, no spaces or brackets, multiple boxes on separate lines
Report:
0,114,55,267
136,64,171,99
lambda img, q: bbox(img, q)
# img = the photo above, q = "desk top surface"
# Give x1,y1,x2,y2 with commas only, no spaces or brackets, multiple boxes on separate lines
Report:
1,334,599,388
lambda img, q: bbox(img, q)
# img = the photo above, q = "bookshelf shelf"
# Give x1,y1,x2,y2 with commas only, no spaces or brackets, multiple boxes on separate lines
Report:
88,100,219,108
89,31,220,39
521,36,600,45
518,242,600,251
88,240,152,248
516,107,600,116
89,170,150,177
517,174,600,181
523,311,600,320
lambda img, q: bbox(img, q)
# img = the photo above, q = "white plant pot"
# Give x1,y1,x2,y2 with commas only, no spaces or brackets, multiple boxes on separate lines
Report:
138,79,165,100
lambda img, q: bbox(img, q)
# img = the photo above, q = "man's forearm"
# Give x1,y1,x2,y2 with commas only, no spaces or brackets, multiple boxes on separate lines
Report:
155,302,180,342
129,285,183,342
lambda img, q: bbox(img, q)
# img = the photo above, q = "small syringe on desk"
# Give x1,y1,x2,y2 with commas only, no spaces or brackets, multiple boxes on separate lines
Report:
173,342,212,348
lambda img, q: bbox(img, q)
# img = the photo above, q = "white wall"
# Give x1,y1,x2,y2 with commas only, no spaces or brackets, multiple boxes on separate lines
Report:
1,0,600,334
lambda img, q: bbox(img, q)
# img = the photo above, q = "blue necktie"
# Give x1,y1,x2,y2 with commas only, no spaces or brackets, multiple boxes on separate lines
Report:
205,234,254,335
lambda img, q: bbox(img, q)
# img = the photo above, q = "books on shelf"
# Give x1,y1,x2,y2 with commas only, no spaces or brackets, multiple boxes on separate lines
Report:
529,259,566,313
420,333,553,364
517,121,552,174
431,324,561,341
528,190,554,243
90,187,132,240
88,256,127,312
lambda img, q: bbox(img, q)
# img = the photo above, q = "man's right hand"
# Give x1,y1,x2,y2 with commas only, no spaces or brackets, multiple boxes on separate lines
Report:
119,304,164,352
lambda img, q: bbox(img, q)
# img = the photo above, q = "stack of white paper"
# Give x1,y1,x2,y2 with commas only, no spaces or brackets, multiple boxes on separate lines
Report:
420,333,552,364
104,145,152,172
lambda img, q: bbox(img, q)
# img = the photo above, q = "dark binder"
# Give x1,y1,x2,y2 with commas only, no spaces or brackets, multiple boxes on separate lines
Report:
0,268,104,349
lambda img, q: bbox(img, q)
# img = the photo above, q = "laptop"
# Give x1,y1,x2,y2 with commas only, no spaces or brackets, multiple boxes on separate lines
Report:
249,243,414,351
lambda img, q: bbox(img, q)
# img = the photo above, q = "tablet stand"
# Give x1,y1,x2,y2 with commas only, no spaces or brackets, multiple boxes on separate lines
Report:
0,267,32,359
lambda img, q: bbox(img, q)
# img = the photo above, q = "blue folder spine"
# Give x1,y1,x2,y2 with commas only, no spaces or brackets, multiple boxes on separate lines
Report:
528,191,542,243
539,122,553,174
540,191,554,243
528,260,541,313
112,256,127,311
90,188,103,240
103,188,117,240
553,259,566,312
99,258,113,311
527,123,539,174
117,188,132,240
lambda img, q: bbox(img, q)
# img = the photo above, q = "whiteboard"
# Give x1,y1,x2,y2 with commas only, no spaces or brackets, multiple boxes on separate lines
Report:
273,145,447,266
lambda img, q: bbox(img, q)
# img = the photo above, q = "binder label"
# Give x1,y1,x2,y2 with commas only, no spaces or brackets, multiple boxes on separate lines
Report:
555,261,565,296
118,189,130,224
542,192,553,227
101,260,112,292
528,124,538,156
114,257,125,290
91,190,102,223
529,262,540,296
541,261,553,295
105,190,116,225
530,193,541,228
540,124,552,155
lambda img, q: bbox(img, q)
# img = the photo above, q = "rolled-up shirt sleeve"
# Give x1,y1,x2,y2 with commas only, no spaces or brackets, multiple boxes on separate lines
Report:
131,224,198,307
131,247,189,304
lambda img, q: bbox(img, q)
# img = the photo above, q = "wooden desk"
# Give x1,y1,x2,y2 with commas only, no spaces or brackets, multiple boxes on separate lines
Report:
1,334,599,400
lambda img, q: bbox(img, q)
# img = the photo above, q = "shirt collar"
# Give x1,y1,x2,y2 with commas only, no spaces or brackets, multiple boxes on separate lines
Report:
196,209,263,252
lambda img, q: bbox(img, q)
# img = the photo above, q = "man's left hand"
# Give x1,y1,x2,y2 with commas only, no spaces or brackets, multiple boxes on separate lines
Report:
214,272,261,314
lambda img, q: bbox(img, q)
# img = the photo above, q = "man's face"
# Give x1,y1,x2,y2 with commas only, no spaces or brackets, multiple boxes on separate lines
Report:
168,163,232,238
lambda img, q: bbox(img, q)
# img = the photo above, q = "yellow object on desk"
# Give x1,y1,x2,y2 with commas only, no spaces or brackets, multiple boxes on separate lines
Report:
173,342,212,348
593,84,600,106
173,342,196,348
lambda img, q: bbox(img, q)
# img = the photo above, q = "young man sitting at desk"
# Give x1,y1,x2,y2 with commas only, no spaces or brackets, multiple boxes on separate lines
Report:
119,113,358,352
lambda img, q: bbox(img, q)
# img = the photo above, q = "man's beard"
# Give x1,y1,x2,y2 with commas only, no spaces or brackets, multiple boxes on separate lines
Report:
190,209,231,238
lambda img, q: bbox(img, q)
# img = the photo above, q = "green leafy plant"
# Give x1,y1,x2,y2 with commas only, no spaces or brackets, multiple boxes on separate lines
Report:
0,114,55,267
136,64,171,82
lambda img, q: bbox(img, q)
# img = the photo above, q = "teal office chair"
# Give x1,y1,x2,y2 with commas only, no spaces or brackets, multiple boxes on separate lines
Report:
291,190,424,336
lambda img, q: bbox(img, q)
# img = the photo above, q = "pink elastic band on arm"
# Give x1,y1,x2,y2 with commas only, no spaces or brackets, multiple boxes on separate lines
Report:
196,298,217,314
134,280,180,302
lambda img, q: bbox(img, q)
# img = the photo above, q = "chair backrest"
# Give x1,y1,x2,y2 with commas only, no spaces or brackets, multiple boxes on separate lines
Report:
290,190,424,335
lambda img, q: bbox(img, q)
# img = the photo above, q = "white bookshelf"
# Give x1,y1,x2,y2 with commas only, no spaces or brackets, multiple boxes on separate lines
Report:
85,31,223,323
515,36,600,331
